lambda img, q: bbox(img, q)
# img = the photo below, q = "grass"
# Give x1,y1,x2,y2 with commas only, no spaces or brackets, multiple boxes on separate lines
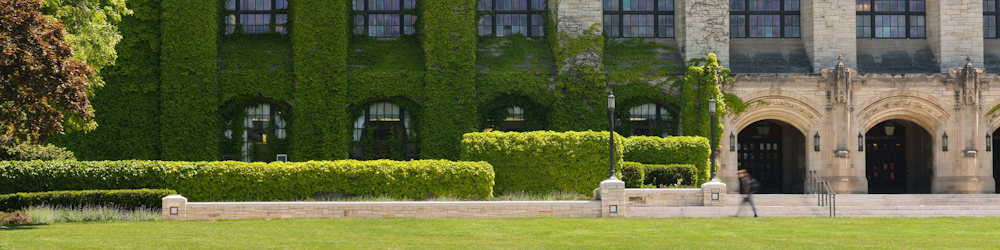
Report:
2,217,1000,249
24,204,161,224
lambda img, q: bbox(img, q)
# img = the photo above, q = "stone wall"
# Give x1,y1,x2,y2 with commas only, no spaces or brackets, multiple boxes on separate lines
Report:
927,0,984,72
625,188,704,207
165,199,602,220
802,0,857,72
678,0,729,66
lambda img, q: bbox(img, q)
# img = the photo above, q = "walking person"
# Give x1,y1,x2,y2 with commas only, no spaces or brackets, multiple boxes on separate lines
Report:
735,169,759,217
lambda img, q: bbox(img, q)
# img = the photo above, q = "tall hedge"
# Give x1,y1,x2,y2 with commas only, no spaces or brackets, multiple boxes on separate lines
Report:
460,131,623,195
0,189,176,212
0,160,494,201
623,136,710,185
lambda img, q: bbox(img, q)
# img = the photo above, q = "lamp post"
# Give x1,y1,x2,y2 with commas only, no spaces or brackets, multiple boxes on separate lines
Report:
608,91,617,180
708,98,717,181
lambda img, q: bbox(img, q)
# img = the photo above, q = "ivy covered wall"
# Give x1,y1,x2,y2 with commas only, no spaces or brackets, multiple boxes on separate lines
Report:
54,0,719,162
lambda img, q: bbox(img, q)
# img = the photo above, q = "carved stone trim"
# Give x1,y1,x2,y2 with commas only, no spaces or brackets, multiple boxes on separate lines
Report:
832,55,853,104
959,57,981,106
859,99,948,124
737,99,818,122
964,150,978,158
835,150,850,158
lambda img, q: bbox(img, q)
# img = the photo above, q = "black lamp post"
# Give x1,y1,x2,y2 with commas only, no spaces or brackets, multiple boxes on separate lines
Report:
709,98,717,181
608,91,617,180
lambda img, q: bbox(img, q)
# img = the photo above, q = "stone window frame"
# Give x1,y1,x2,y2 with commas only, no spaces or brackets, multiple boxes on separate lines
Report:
602,0,675,38
856,0,926,39
987,0,998,39
224,0,289,35
729,0,801,38
353,0,418,38
477,0,546,37
628,103,676,137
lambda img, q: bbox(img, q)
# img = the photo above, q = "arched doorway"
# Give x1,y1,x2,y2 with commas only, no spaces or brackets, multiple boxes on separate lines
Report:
737,120,807,194
993,130,1000,193
864,120,933,194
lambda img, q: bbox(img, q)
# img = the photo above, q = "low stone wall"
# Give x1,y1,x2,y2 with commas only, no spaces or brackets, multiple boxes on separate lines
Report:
162,195,601,220
625,188,704,207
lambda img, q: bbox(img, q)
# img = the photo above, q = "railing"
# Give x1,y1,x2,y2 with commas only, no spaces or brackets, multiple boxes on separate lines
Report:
807,170,837,217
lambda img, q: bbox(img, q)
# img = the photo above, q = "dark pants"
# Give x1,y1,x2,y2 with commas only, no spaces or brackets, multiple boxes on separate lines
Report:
735,193,758,217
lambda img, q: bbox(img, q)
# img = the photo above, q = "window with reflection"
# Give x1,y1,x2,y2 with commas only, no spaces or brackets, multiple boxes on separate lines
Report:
352,102,415,160
502,106,525,131
229,103,287,162
987,0,998,38
856,0,925,38
730,0,800,38
603,0,674,38
629,103,674,137
353,0,417,37
225,0,289,34
478,0,545,37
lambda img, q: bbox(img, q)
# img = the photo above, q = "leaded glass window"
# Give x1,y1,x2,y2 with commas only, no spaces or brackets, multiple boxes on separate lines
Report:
730,0,800,38
856,0,925,38
225,0,289,34
478,0,546,37
987,0,998,38
240,103,287,162
629,103,674,137
352,102,415,160
603,0,674,38
354,0,417,38
503,106,525,132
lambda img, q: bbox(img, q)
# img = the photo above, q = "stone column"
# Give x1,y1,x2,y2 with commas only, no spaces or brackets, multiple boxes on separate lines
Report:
821,57,865,194
162,194,187,221
677,0,729,66
701,180,727,206
599,178,626,218
938,60,991,193
927,0,984,73
801,0,857,73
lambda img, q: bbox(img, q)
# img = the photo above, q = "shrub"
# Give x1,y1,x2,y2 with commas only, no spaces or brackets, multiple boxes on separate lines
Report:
0,210,31,225
0,135,75,161
622,162,645,188
0,189,175,212
26,204,161,223
623,136,710,185
460,131,624,195
644,164,697,187
0,160,494,201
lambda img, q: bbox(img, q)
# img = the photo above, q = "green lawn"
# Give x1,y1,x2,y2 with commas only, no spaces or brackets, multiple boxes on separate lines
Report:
3,217,1000,249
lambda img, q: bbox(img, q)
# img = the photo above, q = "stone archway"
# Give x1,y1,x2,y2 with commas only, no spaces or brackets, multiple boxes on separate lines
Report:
864,119,934,194
736,120,808,194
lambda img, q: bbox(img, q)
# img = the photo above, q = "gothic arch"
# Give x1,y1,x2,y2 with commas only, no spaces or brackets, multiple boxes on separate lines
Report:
730,92,822,136
856,93,949,132
985,97,1000,132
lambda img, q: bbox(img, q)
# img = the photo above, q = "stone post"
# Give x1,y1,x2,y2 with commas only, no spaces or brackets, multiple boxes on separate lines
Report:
801,0,857,73
677,0,729,66
927,0,983,73
599,178,626,218
162,194,187,221
701,180,727,206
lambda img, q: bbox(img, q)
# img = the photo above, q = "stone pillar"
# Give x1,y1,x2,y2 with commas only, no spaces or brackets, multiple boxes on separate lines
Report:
551,0,603,73
927,0,984,73
701,180,727,206
937,60,991,193
677,0,729,66
599,178,626,218
162,194,187,221
821,57,866,194
801,0,857,73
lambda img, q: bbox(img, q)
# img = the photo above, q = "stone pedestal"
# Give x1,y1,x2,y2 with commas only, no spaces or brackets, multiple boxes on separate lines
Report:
599,178,626,218
701,180,727,206
162,194,187,221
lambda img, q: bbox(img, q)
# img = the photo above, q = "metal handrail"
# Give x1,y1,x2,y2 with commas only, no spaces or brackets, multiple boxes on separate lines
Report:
808,170,837,217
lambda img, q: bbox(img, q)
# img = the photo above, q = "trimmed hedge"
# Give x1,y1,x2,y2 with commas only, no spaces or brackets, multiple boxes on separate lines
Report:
460,131,624,195
622,162,645,188
643,164,697,187
0,160,494,201
623,136,710,185
0,189,176,212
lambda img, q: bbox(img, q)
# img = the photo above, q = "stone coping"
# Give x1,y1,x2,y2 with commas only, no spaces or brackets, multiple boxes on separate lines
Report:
624,188,701,193
186,200,600,206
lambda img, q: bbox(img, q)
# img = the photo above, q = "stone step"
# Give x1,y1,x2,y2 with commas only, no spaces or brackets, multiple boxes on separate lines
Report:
719,194,1000,206
626,205,1000,218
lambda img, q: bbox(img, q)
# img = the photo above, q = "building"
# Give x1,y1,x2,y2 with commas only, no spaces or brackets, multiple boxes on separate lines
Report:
52,0,998,194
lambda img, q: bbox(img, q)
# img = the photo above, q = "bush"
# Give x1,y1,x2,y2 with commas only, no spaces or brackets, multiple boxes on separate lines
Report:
0,210,31,225
622,162,645,188
644,164,697,187
0,160,494,201
0,135,75,161
460,131,624,195
26,204,162,223
0,189,175,212
623,136,710,185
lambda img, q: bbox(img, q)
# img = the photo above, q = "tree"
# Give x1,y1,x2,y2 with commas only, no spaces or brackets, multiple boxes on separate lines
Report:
1,0,95,143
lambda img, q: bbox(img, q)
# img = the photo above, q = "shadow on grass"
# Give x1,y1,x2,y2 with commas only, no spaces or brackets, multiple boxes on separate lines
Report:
1,223,47,231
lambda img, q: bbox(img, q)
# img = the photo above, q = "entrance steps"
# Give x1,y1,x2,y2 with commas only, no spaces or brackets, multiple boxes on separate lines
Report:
626,194,1000,218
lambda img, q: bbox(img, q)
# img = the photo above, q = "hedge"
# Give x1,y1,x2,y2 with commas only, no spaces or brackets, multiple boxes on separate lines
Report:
623,136,710,185
0,160,494,201
622,162,645,188
0,189,176,212
643,164,697,187
460,131,624,195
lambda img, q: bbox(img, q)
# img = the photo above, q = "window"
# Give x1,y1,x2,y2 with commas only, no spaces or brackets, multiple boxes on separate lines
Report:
629,103,674,137
730,0,800,38
856,0,925,38
353,0,417,37
503,106,525,131
352,102,415,160
225,0,289,34
478,0,545,37
604,0,674,38
987,0,998,38
233,103,287,162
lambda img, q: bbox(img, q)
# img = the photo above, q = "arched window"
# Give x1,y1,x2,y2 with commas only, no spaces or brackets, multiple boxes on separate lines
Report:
225,0,289,34
477,0,546,37
629,103,674,137
856,0,925,38
730,0,800,38
353,0,418,37
987,0,998,38
222,103,287,162
603,0,674,38
352,102,414,160
503,106,525,132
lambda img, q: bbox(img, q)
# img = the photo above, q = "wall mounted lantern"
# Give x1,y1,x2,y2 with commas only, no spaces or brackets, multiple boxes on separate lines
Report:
858,133,864,151
942,132,949,152
814,132,821,152
730,132,736,152
987,133,992,152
